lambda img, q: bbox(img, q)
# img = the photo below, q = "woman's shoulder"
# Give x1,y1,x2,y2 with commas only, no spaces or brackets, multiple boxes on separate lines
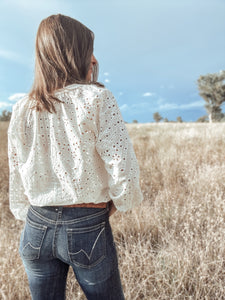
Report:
11,94,31,116
13,94,29,106
57,83,115,106
8,95,30,133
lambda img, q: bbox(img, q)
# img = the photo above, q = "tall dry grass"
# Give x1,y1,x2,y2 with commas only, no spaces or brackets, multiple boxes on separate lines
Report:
1,121,225,299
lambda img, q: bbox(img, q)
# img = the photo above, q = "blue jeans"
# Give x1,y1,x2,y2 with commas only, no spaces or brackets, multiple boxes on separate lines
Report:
19,205,125,300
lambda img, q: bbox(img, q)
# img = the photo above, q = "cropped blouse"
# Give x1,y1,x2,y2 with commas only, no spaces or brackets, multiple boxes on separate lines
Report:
8,84,143,221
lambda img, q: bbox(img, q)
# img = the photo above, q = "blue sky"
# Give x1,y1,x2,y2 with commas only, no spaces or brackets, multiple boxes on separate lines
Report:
0,0,225,123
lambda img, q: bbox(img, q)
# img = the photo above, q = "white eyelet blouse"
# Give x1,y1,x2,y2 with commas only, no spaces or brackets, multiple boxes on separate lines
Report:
8,84,143,221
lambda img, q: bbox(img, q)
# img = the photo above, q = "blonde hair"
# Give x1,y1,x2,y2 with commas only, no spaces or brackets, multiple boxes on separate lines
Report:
29,14,103,113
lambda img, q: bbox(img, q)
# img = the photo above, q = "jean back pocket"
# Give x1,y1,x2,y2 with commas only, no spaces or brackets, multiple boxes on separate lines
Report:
67,222,106,269
20,218,47,261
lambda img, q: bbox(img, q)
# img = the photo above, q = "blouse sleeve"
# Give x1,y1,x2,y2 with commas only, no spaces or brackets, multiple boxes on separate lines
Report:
8,107,29,221
96,89,143,212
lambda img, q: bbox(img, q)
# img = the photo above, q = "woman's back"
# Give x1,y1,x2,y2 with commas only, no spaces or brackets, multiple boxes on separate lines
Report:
8,83,142,220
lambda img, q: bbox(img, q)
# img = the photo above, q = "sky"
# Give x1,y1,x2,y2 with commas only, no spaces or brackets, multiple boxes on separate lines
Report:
0,0,225,123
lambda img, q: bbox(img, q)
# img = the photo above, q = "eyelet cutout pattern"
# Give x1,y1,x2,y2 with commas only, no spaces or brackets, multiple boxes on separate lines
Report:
8,85,143,221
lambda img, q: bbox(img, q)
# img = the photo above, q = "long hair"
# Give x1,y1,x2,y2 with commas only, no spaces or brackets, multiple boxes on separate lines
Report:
29,14,103,113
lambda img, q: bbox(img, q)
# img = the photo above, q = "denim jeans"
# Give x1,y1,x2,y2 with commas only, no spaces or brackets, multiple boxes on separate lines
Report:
19,205,125,300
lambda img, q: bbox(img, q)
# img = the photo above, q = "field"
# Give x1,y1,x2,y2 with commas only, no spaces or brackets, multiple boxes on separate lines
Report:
1,121,225,299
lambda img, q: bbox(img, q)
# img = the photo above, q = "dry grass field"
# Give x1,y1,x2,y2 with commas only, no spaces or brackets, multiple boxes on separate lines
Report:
1,121,225,299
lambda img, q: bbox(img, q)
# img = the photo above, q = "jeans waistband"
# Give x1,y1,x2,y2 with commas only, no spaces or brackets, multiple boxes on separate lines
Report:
28,204,109,225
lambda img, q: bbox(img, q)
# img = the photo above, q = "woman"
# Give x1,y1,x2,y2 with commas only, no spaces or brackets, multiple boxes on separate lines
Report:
8,14,143,300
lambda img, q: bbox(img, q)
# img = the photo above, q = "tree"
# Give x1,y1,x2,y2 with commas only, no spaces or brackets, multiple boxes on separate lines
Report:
0,110,12,121
132,120,138,124
153,112,162,123
163,118,169,122
197,70,225,122
176,116,183,123
196,115,208,122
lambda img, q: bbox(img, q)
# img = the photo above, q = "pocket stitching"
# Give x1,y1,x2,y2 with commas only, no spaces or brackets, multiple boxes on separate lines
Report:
67,223,106,269
72,227,105,260
67,221,105,234
26,217,48,230
21,221,47,260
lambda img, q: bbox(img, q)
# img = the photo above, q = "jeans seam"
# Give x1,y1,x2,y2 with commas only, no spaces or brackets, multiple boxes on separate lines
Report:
26,216,48,230
29,207,57,224
66,221,105,233
52,223,59,258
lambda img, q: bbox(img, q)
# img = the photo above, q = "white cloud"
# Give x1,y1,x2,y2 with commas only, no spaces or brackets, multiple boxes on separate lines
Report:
104,72,109,76
180,100,205,109
159,100,205,111
104,79,110,83
142,92,155,97
0,93,26,111
0,102,13,109
158,103,178,110
0,48,23,63
119,99,205,116
8,93,26,102
120,104,128,111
